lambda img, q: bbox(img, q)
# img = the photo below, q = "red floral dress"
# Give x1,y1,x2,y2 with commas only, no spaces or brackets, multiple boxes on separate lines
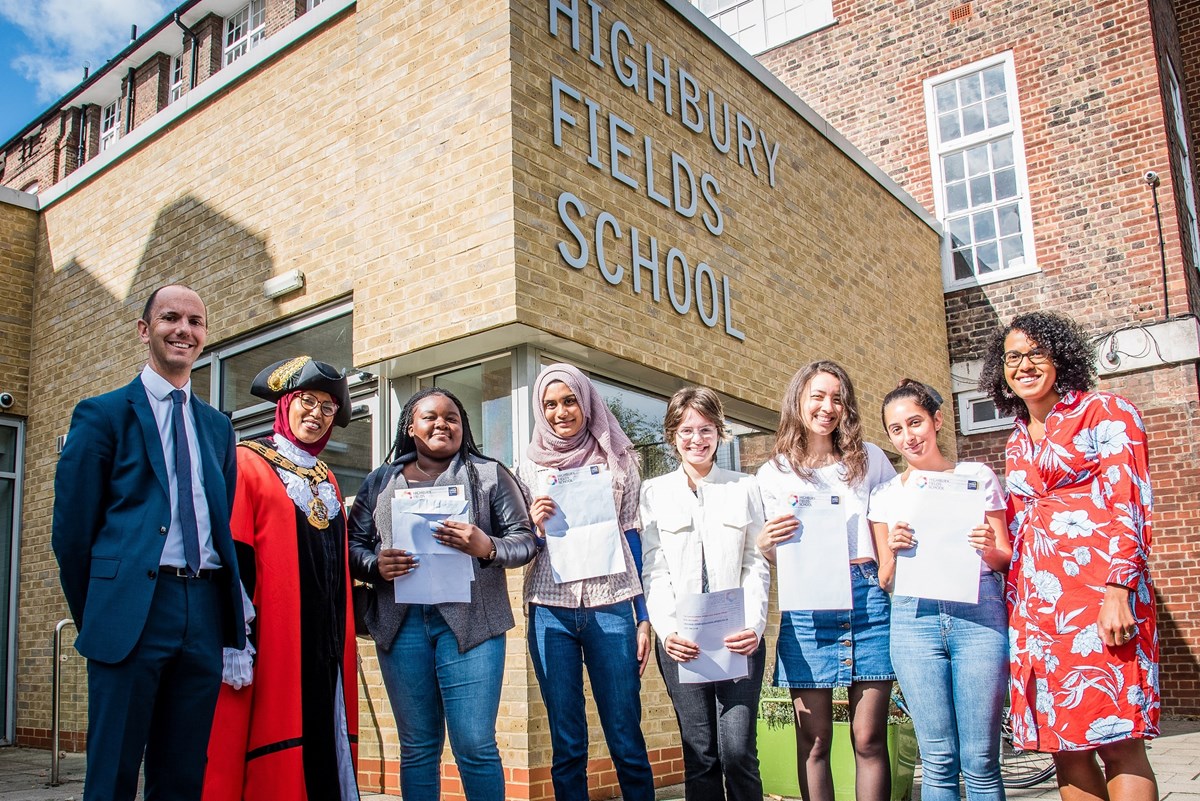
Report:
1005,391,1159,752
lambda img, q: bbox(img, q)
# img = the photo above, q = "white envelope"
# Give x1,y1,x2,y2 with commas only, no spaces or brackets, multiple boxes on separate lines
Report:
537,465,625,584
390,485,474,604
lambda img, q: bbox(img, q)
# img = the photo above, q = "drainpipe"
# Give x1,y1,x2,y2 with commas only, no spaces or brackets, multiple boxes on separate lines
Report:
124,68,136,134
174,13,200,90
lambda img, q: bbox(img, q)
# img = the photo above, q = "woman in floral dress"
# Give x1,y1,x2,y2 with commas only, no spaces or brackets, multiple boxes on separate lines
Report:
979,311,1158,801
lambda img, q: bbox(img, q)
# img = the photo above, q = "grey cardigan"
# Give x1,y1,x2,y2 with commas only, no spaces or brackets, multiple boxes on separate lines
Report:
348,453,537,652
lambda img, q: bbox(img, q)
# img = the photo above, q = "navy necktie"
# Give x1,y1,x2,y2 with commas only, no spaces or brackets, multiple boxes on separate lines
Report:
170,389,201,576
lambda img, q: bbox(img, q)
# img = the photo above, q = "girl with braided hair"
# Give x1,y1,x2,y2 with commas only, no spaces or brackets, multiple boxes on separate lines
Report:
348,388,538,801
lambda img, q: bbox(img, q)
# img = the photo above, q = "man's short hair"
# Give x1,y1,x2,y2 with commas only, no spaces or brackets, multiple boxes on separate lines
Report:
141,284,199,323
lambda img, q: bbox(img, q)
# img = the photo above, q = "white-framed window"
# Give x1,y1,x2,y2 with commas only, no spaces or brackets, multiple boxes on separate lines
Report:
956,390,1015,435
224,0,267,66
692,0,833,55
925,53,1037,291
1165,60,1200,272
99,100,121,152
169,54,185,103
307,0,326,8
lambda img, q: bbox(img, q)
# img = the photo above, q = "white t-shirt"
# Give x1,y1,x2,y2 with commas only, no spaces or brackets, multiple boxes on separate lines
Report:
866,461,1006,574
756,442,897,562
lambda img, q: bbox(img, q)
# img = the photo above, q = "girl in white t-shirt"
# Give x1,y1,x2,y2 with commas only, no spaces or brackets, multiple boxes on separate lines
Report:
866,379,1012,801
756,360,897,801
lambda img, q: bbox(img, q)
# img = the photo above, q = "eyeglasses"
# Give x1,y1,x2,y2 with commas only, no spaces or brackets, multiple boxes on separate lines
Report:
1002,348,1052,368
677,426,719,441
297,393,339,418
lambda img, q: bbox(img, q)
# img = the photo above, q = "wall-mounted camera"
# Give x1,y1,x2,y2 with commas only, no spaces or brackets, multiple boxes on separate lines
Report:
1145,171,1160,187
0,393,13,410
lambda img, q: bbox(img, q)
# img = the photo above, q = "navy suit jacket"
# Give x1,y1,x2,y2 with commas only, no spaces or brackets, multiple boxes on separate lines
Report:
52,376,246,664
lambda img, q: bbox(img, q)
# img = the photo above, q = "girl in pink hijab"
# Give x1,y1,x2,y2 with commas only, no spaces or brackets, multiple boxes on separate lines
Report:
520,363,654,801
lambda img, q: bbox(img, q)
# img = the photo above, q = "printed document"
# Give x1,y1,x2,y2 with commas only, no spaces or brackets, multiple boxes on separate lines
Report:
892,471,986,603
390,485,474,604
537,465,625,584
676,588,749,684
774,493,851,611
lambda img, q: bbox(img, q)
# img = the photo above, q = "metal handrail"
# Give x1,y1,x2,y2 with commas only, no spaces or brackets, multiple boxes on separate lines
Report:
50,618,74,786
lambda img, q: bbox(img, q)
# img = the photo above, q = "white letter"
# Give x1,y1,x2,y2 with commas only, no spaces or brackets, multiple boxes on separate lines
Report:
671,152,697,218
596,211,624,285
736,113,759,175
665,247,692,314
557,192,588,268
630,227,660,300
722,276,745,341
609,113,638,189
610,21,638,90
548,0,580,51
700,173,723,236
694,263,718,327
551,77,581,148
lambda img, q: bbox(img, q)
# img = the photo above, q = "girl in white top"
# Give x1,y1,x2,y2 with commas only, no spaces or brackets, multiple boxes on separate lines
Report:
640,387,771,801
866,379,1011,801
755,360,897,801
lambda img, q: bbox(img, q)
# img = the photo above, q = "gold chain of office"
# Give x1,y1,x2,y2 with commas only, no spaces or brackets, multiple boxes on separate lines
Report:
239,440,332,530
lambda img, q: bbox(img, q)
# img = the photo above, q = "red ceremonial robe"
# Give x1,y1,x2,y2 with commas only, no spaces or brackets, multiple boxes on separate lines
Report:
203,444,358,801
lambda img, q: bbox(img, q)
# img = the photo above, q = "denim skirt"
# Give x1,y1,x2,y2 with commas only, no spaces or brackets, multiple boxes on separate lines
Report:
774,561,895,688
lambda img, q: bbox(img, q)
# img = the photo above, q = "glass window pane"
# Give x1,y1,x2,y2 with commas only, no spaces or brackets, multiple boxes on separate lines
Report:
938,112,961,142
946,182,969,212
991,138,1014,168
972,211,997,242
976,241,1000,273
934,82,958,113
0,428,14,473
998,203,1022,236
965,144,990,176
962,103,985,136
589,376,674,480
982,65,1007,98
972,398,998,421
969,175,993,205
953,247,975,280
322,415,373,498
985,96,1009,127
942,152,965,182
959,73,982,105
424,356,513,466
220,314,353,414
948,216,973,247
994,167,1017,199
1001,234,1025,267
191,365,211,405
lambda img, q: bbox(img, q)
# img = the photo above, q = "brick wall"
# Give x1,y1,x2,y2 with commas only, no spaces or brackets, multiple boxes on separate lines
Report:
758,0,1200,712
12,0,947,797
0,197,36,415
132,54,171,129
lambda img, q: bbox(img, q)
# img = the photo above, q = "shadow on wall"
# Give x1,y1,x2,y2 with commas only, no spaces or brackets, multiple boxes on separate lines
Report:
25,194,275,750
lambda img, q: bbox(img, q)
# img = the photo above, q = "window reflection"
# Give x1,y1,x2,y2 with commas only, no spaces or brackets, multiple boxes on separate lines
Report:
221,315,352,415
421,356,513,466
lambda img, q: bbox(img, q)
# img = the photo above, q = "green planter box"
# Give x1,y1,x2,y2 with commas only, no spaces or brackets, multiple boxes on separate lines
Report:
758,714,917,800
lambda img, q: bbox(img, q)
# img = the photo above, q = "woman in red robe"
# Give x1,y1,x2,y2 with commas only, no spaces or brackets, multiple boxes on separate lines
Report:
203,356,359,801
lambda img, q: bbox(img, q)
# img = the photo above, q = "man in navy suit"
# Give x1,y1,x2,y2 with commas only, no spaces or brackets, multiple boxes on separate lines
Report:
53,285,246,801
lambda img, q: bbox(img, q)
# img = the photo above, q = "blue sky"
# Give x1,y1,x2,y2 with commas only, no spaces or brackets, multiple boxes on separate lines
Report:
0,0,174,144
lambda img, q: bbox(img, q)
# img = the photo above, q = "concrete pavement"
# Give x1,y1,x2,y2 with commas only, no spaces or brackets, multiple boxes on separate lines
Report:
2,717,1197,800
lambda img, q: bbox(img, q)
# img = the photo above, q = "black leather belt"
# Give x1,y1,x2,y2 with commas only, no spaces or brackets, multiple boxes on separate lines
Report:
159,567,223,580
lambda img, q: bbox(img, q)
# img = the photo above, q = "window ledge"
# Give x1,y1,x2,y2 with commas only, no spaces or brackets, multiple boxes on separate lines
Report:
943,263,1040,293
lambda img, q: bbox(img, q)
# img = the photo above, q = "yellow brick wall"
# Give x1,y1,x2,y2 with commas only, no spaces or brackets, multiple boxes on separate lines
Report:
0,199,36,417
13,0,950,797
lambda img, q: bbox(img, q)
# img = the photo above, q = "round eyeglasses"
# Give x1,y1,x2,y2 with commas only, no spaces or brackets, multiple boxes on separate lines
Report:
1002,348,1051,368
297,393,339,418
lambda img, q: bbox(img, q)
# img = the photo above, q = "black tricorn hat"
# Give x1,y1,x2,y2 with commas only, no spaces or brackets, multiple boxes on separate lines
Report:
251,356,352,428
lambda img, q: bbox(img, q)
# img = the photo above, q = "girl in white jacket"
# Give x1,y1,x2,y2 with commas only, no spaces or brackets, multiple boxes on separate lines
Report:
640,386,771,801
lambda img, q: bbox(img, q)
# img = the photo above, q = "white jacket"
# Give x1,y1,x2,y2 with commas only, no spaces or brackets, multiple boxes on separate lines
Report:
639,466,771,639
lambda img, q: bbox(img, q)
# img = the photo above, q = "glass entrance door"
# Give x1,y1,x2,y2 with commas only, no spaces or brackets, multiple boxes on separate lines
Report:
0,418,24,743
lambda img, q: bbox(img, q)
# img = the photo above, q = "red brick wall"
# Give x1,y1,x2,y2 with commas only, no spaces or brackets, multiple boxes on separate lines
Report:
759,0,1200,713
132,53,171,129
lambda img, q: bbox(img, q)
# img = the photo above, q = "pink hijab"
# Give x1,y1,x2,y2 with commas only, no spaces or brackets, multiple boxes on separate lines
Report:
526,363,640,529
273,391,333,457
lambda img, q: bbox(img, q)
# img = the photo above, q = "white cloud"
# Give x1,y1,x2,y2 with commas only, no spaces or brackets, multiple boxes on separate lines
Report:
0,0,173,101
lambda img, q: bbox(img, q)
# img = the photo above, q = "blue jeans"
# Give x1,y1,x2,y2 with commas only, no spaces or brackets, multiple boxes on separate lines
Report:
528,603,655,801
376,606,506,801
890,572,1008,801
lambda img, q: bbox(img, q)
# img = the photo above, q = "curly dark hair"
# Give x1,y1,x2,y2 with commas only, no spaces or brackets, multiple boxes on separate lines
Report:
979,311,1096,420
